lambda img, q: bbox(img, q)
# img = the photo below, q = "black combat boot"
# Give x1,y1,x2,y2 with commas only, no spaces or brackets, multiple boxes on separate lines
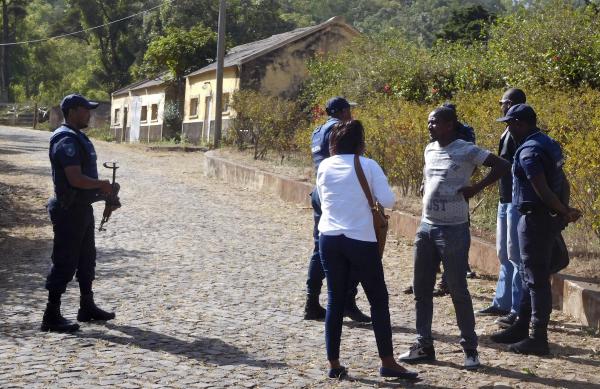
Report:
41,302,80,332
344,296,371,323
490,319,529,344
508,328,550,356
304,294,326,321
77,293,116,322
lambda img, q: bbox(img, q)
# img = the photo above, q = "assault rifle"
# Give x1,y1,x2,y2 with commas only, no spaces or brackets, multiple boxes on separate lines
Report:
98,161,121,231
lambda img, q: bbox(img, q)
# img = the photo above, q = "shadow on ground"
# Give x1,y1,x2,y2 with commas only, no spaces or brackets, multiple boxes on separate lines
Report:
76,323,287,369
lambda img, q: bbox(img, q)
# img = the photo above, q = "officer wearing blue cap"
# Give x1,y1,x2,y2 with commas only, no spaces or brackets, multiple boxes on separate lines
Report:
303,97,370,323
490,104,581,354
41,94,119,332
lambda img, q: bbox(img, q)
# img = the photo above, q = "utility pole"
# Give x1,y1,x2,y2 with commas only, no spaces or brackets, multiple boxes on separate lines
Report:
213,0,226,148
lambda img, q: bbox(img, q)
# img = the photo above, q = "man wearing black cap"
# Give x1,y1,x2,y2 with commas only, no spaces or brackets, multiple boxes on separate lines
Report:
490,104,581,354
477,88,527,328
303,96,370,323
41,94,119,332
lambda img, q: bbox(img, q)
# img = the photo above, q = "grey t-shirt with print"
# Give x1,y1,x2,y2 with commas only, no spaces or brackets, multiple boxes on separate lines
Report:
422,139,490,225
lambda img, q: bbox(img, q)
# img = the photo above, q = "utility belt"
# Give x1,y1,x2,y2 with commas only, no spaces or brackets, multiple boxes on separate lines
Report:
55,188,96,210
517,202,558,217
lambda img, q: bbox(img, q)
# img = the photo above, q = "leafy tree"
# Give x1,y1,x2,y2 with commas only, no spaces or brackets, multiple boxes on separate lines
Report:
436,4,494,42
0,0,27,101
138,25,217,81
144,0,294,47
62,0,148,93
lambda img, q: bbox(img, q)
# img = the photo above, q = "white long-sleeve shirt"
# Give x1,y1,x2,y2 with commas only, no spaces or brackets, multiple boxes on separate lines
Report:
317,154,395,242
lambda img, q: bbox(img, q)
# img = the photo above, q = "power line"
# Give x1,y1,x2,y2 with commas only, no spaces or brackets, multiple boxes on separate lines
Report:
0,0,172,47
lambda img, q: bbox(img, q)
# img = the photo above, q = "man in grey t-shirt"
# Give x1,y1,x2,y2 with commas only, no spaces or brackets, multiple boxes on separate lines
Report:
399,106,510,369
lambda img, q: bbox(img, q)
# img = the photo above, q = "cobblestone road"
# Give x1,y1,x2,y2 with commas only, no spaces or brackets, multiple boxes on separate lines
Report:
1,126,599,389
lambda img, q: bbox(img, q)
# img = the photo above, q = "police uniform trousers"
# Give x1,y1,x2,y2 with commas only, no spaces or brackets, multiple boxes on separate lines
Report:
516,210,561,336
307,188,359,297
45,198,96,294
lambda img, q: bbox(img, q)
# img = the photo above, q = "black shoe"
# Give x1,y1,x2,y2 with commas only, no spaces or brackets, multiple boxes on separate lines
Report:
403,285,414,295
466,271,477,279
476,305,510,316
490,322,529,344
495,312,518,328
432,282,449,297
303,294,326,321
379,366,419,379
328,366,347,379
344,298,371,323
508,337,550,356
41,302,80,333
77,293,116,322
398,343,436,363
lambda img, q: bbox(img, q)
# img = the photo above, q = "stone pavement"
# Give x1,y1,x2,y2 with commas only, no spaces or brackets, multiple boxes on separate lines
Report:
1,126,599,389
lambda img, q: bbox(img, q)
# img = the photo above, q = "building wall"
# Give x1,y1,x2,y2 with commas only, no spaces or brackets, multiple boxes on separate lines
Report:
182,67,239,144
110,94,130,142
241,24,358,99
110,87,166,143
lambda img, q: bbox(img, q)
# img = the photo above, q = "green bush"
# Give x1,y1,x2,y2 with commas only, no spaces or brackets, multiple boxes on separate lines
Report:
227,90,308,160
298,88,600,240
488,1,600,89
297,2,600,242
86,125,115,142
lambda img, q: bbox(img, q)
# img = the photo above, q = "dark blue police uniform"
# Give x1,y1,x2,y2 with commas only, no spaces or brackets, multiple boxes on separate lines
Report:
307,117,340,295
306,117,360,297
46,124,100,295
512,129,565,338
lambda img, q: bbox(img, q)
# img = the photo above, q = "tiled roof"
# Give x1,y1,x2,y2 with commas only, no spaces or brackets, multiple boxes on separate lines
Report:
111,72,171,96
186,16,357,78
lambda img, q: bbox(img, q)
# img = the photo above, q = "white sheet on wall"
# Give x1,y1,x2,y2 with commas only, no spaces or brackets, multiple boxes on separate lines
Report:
130,96,141,143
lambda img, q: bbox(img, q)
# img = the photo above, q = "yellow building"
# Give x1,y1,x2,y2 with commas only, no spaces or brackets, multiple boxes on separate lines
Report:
110,73,175,143
182,16,359,145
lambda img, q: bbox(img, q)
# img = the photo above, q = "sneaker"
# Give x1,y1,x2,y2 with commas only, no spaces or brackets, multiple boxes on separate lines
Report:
475,305,509,316
403,285,414,295
398,343,435,363
466,271,477,279
432,282,449,297
495,312,518,328
464,349,481,369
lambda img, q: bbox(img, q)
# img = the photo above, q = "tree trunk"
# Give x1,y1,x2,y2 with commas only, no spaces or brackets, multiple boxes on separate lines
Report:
0,0,10,102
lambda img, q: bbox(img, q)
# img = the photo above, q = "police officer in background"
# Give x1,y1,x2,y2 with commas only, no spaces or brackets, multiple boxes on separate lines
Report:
41,94,119,332
491,104,581,354
303,97,370,323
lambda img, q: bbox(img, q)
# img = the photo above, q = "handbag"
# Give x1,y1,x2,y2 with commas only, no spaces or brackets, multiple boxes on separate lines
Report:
550,233,569,274
354,154,390,257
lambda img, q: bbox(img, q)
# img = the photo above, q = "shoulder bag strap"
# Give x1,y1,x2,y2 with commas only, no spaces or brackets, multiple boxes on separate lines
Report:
354,154,375,209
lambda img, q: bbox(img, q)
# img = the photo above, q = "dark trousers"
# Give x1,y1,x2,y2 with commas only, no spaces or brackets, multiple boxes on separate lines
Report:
516,212,559,337
45,199,96,295
306,189,358,298
413,222,477,350
319,234,393,361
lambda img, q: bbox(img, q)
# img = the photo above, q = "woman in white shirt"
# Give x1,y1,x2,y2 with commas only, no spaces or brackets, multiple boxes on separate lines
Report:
316,120,418,380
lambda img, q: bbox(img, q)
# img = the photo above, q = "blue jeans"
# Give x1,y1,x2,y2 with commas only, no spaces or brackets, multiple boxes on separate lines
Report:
319,234,393,361
413,222,477,350
493,202,522,313
306,189,358,298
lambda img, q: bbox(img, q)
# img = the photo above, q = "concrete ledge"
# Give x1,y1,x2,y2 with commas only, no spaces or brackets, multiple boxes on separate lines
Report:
204,151,600,329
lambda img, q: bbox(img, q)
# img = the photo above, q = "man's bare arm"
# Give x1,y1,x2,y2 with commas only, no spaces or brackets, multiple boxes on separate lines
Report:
64,165,112,194
459,154,510,200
